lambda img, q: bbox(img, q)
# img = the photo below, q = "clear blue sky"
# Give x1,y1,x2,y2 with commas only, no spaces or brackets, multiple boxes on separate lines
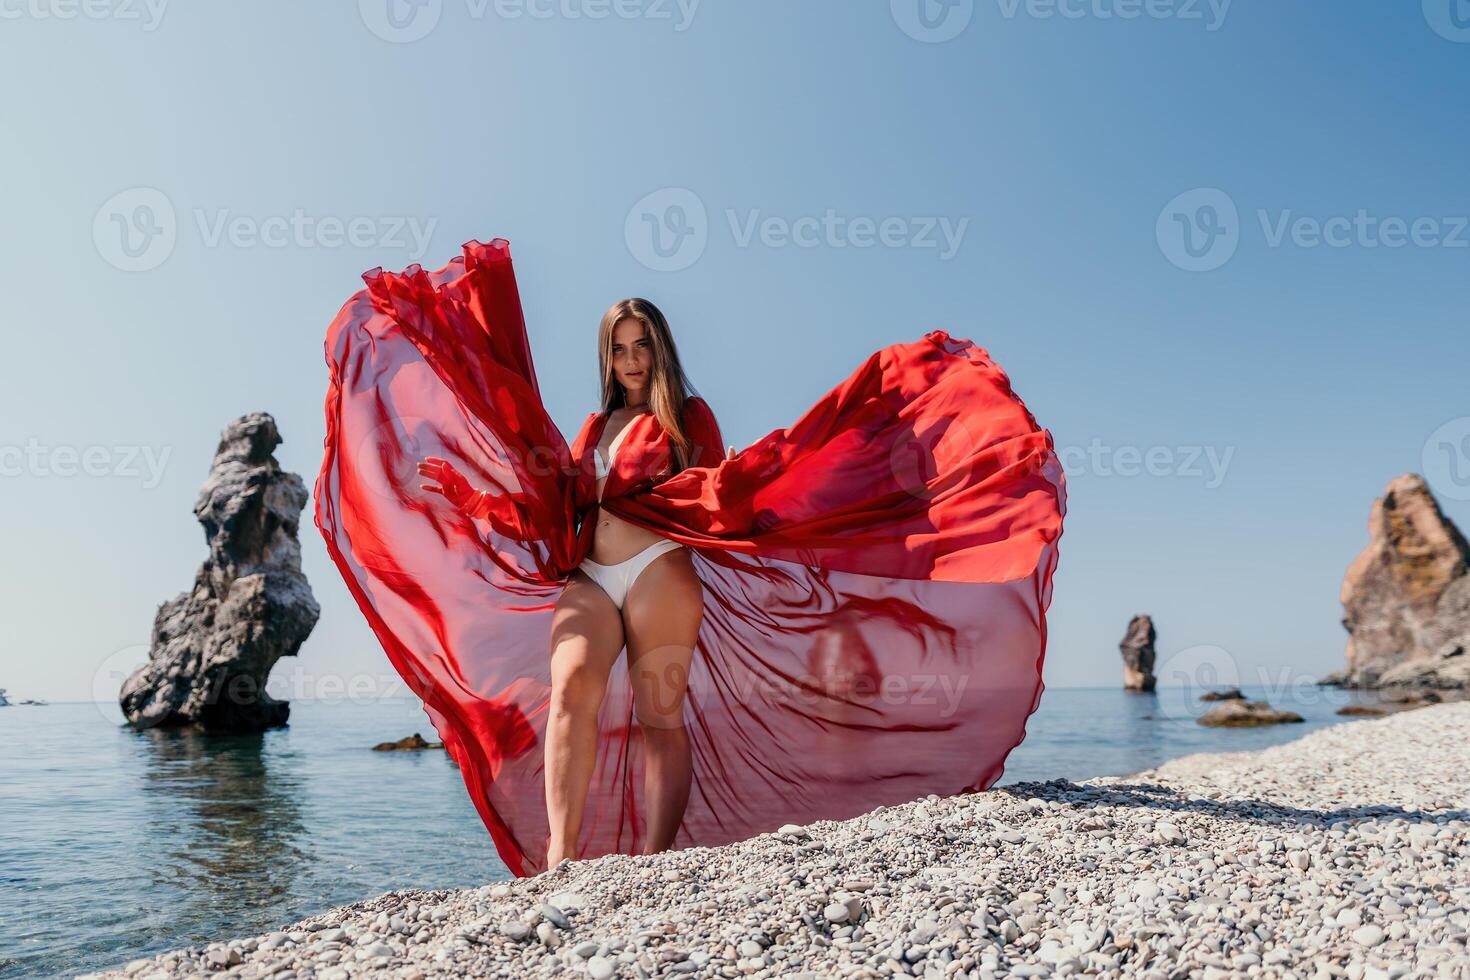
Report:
2,2,1467,703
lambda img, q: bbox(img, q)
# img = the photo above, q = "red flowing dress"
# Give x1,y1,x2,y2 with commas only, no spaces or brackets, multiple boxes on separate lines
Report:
314,238,1066,877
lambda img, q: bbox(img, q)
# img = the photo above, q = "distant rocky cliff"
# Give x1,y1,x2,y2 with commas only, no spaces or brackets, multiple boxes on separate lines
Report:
1324,473,1470,694
119,413,320,732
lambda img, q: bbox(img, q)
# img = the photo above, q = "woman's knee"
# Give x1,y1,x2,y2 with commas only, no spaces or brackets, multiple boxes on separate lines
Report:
638,715,688,741
635,695,687,733
549,652,611,719
548,575,622,721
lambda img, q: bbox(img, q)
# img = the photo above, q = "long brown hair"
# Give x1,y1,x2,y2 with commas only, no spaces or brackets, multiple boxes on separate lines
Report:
598,298,699,472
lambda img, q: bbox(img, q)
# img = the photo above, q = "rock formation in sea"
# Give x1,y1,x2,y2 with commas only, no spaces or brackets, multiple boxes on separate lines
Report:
119,413,320,733
0,688,9,707
1197,698,1304,727
1119,614,1157,692
372,733,447,752
1324,473,1470,695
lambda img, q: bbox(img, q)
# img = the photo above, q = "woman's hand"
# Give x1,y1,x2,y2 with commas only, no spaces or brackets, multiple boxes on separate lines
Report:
417,456,480,510
417,456,531,535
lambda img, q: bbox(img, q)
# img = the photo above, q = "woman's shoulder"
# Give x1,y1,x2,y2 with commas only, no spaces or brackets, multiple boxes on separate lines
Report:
682,394,719,427
569,410,603,455
679,396,722,467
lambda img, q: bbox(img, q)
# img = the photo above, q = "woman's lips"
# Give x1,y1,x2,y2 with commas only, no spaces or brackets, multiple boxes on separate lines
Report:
625,371,644,380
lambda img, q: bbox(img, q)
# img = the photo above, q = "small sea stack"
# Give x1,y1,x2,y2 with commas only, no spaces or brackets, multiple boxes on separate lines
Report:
1119,614,1157,692
119,413,320,733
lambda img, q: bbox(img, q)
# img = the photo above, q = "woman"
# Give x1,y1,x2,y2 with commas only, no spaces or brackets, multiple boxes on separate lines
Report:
417,299,731,867
315,239,1066,877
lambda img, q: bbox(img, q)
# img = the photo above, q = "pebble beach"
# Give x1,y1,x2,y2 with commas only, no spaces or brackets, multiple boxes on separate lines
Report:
88,701,1470,980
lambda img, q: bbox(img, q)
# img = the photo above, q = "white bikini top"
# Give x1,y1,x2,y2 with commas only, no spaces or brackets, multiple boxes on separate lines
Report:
593,422,635,495
593,448,614,481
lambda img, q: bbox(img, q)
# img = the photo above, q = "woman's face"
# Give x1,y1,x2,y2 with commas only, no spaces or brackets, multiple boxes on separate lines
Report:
611,317,653,399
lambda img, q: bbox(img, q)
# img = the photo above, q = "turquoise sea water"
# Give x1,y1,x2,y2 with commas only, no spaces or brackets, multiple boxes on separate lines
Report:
2,684,1390,979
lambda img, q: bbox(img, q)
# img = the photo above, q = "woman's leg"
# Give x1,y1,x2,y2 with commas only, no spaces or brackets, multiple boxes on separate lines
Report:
544,570,625,868
622,547,703,855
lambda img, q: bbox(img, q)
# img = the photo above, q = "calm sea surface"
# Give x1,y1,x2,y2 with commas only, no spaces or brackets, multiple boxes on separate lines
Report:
2,684,1389,978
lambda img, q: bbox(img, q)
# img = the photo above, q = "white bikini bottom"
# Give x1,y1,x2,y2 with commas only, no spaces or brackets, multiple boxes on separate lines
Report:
578,537,685,610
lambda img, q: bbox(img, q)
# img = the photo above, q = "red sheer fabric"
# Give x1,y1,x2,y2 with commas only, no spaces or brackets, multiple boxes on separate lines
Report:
314,239,1066,877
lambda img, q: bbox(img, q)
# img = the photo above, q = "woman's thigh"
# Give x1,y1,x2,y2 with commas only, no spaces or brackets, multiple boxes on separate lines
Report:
550,570,626,705
622,549,704,728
